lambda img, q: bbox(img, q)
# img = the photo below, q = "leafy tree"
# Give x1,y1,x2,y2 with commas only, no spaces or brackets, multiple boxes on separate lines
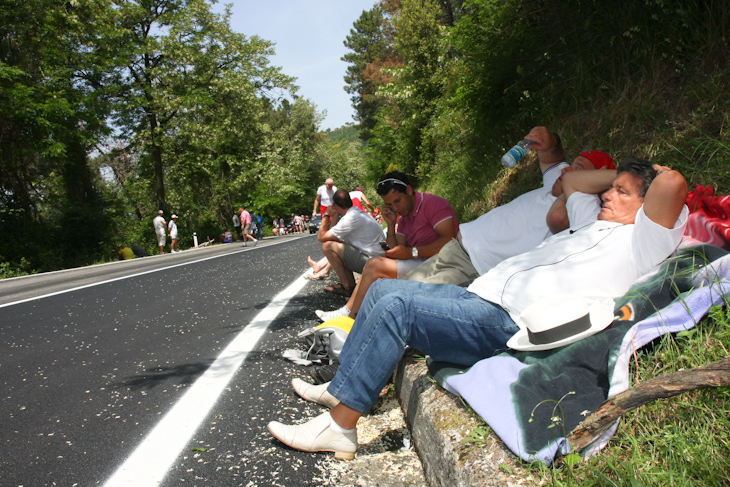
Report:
106,0,293,214
0,0,116,269
365,0,450,181
342,3,397,141
249,98,325,219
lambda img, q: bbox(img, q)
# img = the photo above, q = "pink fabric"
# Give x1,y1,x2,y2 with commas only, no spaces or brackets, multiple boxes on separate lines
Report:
240,209,251,225
682,185,730,249
396,192,459,248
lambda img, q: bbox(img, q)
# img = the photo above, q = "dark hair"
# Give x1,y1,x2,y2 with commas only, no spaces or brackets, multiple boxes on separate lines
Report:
616,158,657,198
376,171,410,196
332,189,353,209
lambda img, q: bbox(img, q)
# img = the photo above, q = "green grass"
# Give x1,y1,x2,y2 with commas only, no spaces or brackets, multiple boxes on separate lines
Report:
527,306,730,486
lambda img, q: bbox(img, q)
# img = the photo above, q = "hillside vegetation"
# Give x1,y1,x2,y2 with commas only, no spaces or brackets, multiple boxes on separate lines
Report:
341,1,730,484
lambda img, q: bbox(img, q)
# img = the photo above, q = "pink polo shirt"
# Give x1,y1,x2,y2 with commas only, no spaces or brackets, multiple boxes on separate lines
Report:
396,192,459,247
240,209,251,225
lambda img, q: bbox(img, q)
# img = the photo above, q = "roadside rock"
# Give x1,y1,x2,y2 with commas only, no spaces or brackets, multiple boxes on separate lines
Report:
395,357,537,487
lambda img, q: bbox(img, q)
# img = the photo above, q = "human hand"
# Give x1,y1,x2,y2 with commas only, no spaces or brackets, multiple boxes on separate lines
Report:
385,245,411,260
381,205,397,226
524,126,558,151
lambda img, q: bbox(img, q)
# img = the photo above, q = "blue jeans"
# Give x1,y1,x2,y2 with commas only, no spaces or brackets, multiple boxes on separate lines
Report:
328,279,518,413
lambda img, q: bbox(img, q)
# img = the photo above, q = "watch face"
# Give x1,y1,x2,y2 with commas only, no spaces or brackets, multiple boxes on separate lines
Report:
412,247,418,257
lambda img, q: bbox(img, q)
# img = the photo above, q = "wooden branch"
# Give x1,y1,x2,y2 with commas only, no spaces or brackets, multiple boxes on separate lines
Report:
568,357,730,452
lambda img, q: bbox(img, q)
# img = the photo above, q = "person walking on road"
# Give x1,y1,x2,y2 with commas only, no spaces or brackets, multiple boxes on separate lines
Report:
152,210,167,254
240,206,259,247
168,214,179,253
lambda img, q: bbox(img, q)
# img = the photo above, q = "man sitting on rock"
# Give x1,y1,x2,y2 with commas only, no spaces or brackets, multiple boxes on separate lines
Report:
314,190,387,296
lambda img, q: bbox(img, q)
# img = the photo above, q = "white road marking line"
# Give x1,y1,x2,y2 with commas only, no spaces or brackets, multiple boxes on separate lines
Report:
0,237,300,309
103,269,311,486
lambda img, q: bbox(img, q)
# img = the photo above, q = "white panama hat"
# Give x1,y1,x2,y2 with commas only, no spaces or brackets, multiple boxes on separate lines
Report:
507,295,616,352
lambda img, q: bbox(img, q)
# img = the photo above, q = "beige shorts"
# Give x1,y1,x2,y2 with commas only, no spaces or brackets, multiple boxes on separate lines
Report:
402,239,479,287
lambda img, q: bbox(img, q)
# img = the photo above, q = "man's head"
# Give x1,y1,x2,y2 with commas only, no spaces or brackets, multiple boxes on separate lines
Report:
552,151,615,196
599,158,656,224
325,178,334,189
332,189,353,212
158,210,164,216
171,214,178,220
377,171,415,217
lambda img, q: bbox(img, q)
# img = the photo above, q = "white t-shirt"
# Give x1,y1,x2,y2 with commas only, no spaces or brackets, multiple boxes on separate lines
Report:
153,215,166,236
461,162,568,275
330,207,386,257
467,197,689,325
317,185,337,208
168,220,178,239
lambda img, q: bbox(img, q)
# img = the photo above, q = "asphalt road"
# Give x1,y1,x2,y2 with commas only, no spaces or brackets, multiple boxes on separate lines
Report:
0,234,362,486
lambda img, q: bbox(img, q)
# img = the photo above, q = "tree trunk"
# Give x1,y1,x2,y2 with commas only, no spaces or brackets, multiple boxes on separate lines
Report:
568,357,730,452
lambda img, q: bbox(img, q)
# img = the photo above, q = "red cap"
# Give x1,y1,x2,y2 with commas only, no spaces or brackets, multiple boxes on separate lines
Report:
580,151,615,170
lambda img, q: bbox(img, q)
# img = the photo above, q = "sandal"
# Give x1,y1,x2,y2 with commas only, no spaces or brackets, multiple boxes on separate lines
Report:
324,284,354,297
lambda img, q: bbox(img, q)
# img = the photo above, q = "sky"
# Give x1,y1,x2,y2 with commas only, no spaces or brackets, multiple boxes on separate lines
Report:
214,0,378,131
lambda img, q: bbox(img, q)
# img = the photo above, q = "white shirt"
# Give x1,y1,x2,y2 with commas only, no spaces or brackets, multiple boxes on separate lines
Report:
153,215,166,236
467,197,689,325
330,207,386,257
168,219,178,238
461,162,568,275
317,185,337,208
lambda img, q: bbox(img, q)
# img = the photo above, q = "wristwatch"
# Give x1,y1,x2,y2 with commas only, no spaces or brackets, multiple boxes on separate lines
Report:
411,246,419,258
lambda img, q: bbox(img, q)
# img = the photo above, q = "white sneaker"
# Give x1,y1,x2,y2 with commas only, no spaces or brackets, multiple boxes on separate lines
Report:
315,307,349,322
254,239,259,246
292,378,339,408
268,412,357,460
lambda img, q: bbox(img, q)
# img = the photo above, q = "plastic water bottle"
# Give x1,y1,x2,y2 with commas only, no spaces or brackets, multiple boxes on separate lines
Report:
501,140,534,168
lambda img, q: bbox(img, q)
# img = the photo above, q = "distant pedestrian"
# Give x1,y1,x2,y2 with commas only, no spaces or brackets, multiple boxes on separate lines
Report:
257,213,264,239
152,210,167,254
118,244,135,260
250,215,258,239
272,217,280,236
233,211,242,241
240,206,259,247
313,178,337,217
350,188,375,213
168,214,179,253
131,242,147,258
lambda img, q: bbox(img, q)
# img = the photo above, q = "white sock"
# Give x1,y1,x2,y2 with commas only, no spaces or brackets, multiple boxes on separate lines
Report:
340,305,350,314
329,413,356,434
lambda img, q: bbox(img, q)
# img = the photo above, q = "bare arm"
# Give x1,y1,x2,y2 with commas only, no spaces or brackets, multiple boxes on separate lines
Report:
546,194,569,234
562,169,617,199
312,194,321,216
360,193,375,211
317,207,342,243
643,165,688,229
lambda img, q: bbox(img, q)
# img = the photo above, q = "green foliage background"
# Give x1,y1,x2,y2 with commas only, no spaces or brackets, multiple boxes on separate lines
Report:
349,0,729,221
2,0,730,280
0,0,367,273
